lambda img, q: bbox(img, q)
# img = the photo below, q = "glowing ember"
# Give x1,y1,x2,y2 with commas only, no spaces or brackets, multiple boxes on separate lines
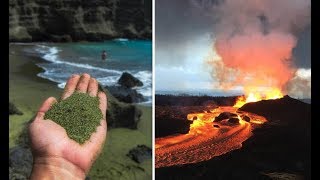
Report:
234,88,283,108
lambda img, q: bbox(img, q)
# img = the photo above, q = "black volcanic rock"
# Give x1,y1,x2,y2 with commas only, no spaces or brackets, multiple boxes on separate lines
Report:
127,145,152,163
98,84,142,129
156,95,238,106
118,72,143,88
9,146,32,179
106,85,146,103
105,97,142,129
9,0,151,42
213,124,220,128
156,106,193,138
228,117,240,124
214,112,237,122
241,115,250,122
239,95,311,127
9,102,23,115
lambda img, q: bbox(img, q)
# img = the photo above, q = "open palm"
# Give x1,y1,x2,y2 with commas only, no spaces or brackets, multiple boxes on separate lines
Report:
29,74,107,175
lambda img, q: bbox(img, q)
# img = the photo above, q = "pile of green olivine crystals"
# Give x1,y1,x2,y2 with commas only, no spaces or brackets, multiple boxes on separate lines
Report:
44,92,103,144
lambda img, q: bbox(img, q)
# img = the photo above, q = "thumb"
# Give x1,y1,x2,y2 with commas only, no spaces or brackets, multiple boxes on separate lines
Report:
35,97,57,121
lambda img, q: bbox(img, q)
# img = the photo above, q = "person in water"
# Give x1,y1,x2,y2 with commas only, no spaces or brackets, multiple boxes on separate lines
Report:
101,50,107,60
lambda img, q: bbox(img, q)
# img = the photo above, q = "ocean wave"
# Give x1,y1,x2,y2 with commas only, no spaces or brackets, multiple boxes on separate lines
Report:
96,76,119,86
34,44,152,104
134,71,152,85
136,87,152,97
113,38,129,42
35,45,122,75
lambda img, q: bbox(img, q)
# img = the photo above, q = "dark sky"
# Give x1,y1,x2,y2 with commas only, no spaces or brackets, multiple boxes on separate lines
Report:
293,25,311,68
155,0,214,65
156,0,311,68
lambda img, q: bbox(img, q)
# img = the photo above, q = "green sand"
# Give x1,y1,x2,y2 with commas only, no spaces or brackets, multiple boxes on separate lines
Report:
9,43,152,180
44,92,103,144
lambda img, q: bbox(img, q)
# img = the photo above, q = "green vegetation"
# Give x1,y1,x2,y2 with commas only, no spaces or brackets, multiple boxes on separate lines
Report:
44,92,103,144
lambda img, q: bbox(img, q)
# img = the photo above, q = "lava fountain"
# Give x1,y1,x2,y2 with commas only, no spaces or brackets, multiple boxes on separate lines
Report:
233,87,283,108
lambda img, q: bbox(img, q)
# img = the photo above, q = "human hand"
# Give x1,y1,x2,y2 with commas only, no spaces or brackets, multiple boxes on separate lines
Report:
29,73,107,180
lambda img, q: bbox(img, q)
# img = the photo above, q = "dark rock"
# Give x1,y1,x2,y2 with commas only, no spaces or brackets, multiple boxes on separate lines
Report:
118,72,143,88
49,34,73,42
127,145,152,163
108,102,142,129
228,117,240,124
9,146,33,179
213,124,220,128
214,112,237,122
156,95,238,106
16,121,32,148
9,102,23,115
239,95,311,127
98,85,142,129
98,84,142,129
241,115,250,122
9,0,151,42
155,106,193,138
156,116,191,138
106,85,146,103
192,116,198,120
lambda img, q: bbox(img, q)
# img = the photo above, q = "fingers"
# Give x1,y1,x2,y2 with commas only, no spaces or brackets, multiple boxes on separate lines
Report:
76,73,91,93
36,97,57,121
61,74,97,100
98,92,107,119
61,74,80,100
88,78,98,97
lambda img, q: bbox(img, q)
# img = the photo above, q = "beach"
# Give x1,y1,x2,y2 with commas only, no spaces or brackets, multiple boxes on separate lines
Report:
9,43,152,179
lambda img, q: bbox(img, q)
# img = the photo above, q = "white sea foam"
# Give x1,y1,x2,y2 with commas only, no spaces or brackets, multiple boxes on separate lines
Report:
96,76,119,86
34,44,152,104
35,45,122,74
113,38,129,41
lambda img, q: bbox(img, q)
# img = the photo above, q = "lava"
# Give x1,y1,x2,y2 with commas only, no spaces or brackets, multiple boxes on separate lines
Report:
155,106,267,168
234,88,283,108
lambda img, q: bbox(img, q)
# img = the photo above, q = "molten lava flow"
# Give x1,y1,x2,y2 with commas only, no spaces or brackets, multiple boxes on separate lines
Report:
234,88,283,108
155,106,267,168
187,112,216,135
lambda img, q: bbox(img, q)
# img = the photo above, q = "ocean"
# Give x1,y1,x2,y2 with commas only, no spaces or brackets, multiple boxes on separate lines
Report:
21,39,152,105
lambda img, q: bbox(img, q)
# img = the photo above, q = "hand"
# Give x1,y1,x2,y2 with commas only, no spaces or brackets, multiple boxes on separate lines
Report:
29,73,107,180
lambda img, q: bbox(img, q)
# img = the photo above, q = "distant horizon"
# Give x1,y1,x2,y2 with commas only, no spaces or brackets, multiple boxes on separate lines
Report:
155,89,312,100
155,89,244,97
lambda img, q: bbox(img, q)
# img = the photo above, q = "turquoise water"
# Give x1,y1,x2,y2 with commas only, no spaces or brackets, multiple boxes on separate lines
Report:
27,39,152,104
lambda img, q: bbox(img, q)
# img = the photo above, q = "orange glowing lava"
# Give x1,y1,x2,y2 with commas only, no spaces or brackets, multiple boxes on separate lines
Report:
155,106,267,168
234,88,283,108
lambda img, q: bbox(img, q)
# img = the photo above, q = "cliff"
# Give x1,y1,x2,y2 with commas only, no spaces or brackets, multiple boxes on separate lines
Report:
9,0,152,42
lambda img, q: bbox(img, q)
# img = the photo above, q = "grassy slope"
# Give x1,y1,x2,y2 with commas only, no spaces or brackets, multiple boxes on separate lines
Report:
89,105,152,179
9,46,62,147
9,44,152,180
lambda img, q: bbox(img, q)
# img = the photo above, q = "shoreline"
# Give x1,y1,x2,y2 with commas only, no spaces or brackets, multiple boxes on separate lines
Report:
9,44,62,148
10,42,152,106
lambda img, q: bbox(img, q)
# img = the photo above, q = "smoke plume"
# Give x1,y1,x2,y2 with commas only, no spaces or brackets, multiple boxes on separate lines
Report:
207,0,311,96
